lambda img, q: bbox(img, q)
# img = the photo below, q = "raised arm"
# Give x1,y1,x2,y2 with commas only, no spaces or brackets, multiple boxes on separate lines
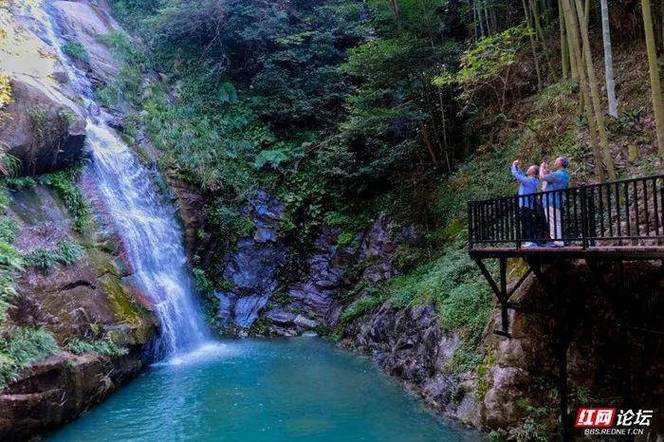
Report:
541,170,561,184
511,161,529,184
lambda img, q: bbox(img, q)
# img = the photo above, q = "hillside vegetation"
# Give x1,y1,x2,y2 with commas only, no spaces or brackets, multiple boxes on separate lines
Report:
103,0,662,385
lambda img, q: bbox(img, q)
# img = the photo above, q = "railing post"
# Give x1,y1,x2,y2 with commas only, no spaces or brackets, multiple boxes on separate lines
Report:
515,196,521,250
468,201,474,251
580,185,589,249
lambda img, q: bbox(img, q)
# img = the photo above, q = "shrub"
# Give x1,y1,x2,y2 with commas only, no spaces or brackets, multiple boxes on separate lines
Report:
0,73,11,108
434,25,532,112
0,327,59,388
62,41,90,62
192,266,220,329
339,293,385,324
65,338,128,356
208,203,255,242
0,218,17,244
24,240,84,270
39,166,92,231
0,272,17,326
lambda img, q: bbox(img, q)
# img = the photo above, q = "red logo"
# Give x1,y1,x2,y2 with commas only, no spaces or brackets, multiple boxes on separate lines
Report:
575,408,617,428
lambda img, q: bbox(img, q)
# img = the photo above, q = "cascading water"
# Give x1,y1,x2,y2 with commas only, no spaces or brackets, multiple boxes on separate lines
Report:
31,1,209,358
87,125,209,356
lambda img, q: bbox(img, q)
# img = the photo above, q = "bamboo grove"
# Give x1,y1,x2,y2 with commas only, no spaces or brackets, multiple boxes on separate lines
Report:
460,0,664,182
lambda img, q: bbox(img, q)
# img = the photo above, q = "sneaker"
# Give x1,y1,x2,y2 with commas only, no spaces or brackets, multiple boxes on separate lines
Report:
553,241,565,247
523,242,537,248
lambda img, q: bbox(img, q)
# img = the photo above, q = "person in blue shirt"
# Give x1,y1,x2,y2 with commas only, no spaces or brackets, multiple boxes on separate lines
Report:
511,160,540,247
540,156,571,247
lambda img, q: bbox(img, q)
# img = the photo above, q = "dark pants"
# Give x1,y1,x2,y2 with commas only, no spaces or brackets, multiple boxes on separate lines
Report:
519,206,539,243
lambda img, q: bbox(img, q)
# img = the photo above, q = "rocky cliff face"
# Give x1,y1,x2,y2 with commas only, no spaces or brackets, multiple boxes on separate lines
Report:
478,260,664,438
0,2,158,439
0,182,157,441
215,191,289,333
207,196,418,337
341,304,481,426
0,2,87,176
338,258,664,439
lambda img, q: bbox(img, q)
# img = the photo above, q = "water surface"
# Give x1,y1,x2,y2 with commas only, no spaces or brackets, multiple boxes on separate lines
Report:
50,338,479,442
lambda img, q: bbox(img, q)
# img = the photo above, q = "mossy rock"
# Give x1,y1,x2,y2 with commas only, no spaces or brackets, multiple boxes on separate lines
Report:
100,274,155,345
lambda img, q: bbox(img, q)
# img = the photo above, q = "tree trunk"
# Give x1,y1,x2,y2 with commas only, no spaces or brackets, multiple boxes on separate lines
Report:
600,0,618,118
661,0,664,54
560,0,570,78
484,0,492,35
575,0,616,180
523,0,543,89
562,0,579,83
642,0,664,154
474,0,485,37
530,0,545,41
561,0,605,181
388,0,402,33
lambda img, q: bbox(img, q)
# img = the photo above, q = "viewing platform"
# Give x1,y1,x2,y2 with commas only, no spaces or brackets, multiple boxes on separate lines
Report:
469,173,664,259
467,173,664,337
468,173,664,441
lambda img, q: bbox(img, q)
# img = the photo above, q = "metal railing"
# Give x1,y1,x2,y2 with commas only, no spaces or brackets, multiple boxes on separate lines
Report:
468,174,664,249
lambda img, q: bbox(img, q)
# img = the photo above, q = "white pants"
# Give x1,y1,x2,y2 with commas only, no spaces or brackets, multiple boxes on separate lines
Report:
545,206,562,242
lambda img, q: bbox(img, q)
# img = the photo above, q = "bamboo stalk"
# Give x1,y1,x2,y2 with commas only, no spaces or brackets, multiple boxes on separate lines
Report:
575,0,616,180
642,0,664,154
561,0,605,181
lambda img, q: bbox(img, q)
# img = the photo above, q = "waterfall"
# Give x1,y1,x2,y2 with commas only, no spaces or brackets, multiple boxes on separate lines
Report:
32,2,209,358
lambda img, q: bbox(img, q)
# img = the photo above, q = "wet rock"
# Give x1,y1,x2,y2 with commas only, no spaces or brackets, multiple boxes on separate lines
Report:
341,303,480,425
264,308,297,325
233,295,270,328
293,314,319,329
224,239,286,294
216,192,288,331
52,0,123,86
249,190,284,243
286,228,354,322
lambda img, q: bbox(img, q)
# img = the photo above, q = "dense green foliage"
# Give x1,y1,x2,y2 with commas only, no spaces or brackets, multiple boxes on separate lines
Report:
104,0,658,388
105,0,472,240
0,326,59,389
23,240,84,271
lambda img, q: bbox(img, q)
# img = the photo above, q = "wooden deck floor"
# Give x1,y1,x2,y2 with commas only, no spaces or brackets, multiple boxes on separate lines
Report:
469,245,664,260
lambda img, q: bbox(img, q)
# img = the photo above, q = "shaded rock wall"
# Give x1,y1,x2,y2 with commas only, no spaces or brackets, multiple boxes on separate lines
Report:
341,304,481,427
479,260,664,438
215,191,289,334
